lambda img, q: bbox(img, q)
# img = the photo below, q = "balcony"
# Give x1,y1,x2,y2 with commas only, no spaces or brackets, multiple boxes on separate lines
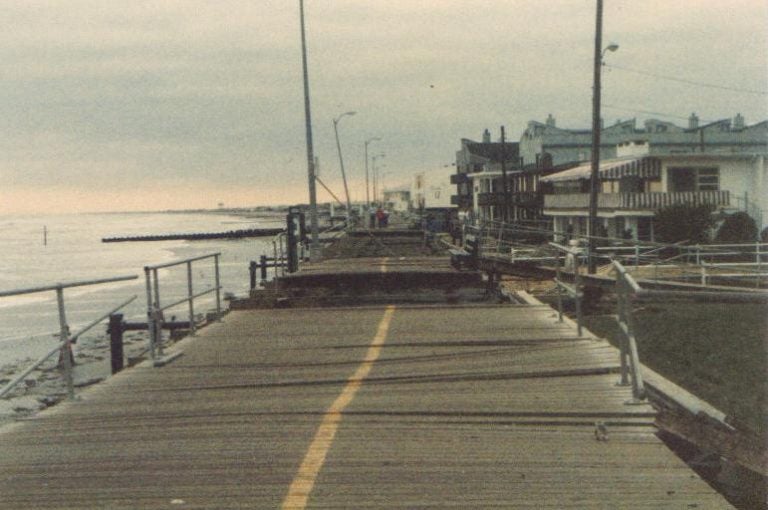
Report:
543,190,730,211
450,173,470,185
477,191,542,207
451,195,471,207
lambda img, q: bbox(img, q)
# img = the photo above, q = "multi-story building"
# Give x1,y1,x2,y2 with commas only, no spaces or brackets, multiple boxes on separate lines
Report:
454,115,767,230
540,143,767,241
453,129,521,222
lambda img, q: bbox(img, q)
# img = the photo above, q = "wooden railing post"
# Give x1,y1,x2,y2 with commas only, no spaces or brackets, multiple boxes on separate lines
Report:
109,313,125,375
249,261,257,291
55,285,75,400
616,271,630,387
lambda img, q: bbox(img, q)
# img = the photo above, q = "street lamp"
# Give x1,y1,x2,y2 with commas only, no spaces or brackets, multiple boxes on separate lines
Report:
587,0,618,273
333,111,356,228
364,137,381,207
371,153,385,205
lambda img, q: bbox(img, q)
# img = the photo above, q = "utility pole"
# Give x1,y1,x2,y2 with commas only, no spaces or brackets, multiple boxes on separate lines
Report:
587,0,604,274
299,0,320,260
500,126,510,223
364,137,381,208
365,142,370,207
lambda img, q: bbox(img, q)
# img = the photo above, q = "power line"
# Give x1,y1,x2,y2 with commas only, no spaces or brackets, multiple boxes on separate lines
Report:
604,63,768,96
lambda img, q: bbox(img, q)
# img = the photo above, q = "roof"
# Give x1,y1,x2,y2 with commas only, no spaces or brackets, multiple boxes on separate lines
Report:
540,156,661,182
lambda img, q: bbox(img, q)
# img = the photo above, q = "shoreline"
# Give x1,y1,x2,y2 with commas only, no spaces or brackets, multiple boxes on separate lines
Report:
0,329,150,428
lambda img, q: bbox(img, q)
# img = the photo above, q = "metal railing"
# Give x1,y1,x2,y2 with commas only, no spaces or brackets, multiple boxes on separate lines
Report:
611,261,646,402
549,242,584,337
609,260,768,403
144,253,221,362
273,232,287,278
468,219,768,287
0,275,138,400
544,190,731,210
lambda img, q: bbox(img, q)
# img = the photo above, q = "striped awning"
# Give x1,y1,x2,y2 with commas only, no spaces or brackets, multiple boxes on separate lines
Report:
541,156,661,182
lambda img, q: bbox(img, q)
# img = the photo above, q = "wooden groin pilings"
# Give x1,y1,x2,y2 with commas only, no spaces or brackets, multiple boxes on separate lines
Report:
101,228,284,243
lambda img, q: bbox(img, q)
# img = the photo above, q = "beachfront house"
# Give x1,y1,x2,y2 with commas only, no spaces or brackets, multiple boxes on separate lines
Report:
540,145,767,241
452,129,521,222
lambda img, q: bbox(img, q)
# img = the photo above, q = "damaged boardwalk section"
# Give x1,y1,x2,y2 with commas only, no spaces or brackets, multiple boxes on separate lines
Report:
0,251,730,507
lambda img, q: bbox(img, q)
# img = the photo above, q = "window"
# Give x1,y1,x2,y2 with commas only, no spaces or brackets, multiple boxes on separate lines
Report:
668,167,719,192
697,168,719,190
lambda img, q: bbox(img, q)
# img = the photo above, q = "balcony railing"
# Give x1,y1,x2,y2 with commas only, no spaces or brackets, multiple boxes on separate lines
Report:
477,191,542,207
543,190,730,211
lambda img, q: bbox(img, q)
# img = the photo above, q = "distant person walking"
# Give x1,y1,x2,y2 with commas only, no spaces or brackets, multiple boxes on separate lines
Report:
375,207,385,228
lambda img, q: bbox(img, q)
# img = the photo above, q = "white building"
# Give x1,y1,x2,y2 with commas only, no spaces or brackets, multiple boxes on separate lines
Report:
412,168,455,211
541,146,766,241
382,187,410,212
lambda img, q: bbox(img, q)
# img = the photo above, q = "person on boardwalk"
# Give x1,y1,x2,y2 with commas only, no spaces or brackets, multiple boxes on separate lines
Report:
375,207,385,228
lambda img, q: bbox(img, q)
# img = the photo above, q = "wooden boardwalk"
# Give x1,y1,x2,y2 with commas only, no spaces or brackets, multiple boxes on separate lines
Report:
0,300,730,508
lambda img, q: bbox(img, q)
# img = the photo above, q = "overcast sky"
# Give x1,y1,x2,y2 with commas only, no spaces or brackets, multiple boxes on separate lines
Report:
1,0,766,214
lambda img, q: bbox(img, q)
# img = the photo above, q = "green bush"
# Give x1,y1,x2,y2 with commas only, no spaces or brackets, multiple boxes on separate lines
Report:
653,204,715,244
715,212,758,243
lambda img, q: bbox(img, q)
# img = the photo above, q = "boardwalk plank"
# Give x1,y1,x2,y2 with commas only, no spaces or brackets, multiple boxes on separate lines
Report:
0,305,731,509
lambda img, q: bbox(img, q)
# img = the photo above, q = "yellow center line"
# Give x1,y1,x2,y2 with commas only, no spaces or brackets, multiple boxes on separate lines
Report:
281,305,396,510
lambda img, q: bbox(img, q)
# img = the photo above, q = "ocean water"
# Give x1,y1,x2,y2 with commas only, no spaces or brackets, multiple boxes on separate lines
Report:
0,211,283,367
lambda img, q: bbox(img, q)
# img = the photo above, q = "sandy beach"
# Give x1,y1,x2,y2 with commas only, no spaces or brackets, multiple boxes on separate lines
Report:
0,329,152,428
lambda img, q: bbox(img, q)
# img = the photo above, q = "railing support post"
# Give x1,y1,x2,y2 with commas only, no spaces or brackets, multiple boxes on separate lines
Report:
574,249,583,337
109,313,125,375
273,240,279,280
260,255,268,283
144,267,156,362
152,268,164,357
624,289,646,401
555,252,564,323
616,275,630,387
249,261,257,291
187,261,196,336
214,254,222,322
55,285,76,400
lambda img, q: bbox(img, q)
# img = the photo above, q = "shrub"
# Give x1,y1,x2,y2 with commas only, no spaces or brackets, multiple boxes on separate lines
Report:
715,212,758,243
653,204,715,244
